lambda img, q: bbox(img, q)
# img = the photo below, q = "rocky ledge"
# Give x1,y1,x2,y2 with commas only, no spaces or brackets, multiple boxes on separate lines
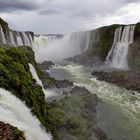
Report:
92,71,140,92
0,121,25,140
38,61,55,70
38,61,74,89
42,70,73,88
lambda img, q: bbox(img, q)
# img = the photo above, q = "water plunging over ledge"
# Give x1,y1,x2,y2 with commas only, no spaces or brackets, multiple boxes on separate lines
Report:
105,25,135,69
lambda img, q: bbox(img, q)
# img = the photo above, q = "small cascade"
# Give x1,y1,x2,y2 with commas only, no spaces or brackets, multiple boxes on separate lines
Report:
22,32,32,46
28,33,34,47
29,63,54,98
0,26,6,44
16,33,24,46
29,63,43,87
9,31,16,46
105,25,135,69
0,88,52,140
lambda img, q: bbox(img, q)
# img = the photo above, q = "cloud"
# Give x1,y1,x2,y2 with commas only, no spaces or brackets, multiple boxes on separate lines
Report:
0,0,139,34
0,0,43,12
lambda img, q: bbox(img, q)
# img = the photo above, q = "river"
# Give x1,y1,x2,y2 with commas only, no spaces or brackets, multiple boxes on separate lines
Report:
48,63,140,140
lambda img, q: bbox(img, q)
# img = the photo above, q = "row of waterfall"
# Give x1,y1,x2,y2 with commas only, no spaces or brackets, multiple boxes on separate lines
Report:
0,25,34,47
105,25,135,69
0,25,99,62
0,23,136,67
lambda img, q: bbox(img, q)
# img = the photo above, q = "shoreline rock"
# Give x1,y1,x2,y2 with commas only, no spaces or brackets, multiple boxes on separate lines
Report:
91,71,140,92
38,61,74,89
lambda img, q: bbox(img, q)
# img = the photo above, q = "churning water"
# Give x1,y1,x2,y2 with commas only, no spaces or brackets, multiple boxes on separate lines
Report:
49,63,140,140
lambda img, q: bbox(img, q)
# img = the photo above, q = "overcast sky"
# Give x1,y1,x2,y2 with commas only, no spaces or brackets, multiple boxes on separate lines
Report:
0,0,139,34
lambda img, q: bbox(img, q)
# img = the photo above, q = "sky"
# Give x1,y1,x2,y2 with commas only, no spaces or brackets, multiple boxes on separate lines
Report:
0,0,140,34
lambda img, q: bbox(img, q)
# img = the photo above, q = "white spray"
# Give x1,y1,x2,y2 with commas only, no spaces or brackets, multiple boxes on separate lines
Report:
0,26,6,44
9,31,16,46
33,30,99,63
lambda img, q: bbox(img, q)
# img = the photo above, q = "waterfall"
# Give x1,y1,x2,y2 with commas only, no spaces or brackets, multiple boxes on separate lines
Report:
34,30,98,62
28,33,34,47
9,31,16,46
0,28,34,47
21,32,32,46
105,25,135,69
0,26,6,44
34,35,61,49
16,33,24,46
29,63,43,87
29,63,54,98
0,88,52,140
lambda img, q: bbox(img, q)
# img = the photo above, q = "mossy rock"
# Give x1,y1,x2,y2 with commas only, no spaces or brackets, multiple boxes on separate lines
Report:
0,46,46,126
45,94,97,140
128,22,140,72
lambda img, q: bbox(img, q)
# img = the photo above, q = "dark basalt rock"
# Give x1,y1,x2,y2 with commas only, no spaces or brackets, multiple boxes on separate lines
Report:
38,62,74,89
0,121,25,140
69,86,91,96
38,61,55,70
92,71,140,92
43,71,73,88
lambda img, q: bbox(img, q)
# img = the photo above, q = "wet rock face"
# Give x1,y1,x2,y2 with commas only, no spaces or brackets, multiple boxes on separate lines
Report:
0,121,25,140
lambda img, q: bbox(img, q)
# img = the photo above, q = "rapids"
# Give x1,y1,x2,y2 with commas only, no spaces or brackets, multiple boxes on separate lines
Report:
49,63,140,140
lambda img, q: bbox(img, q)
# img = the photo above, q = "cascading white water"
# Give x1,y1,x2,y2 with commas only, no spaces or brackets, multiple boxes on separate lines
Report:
0,88,52,140
29,63,43,87
0,26,34,47
22,32,32,46
9,31,16,46
28,34,34,47
16,33,24,46
34,35,61,49
105,25,135,69
70,31,91,52
29,63,55,98
0,26,6,44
